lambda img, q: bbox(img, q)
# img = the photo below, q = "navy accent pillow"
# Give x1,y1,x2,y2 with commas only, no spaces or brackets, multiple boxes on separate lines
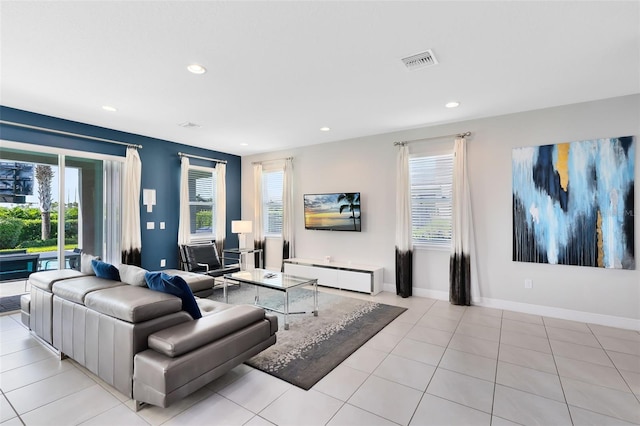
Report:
144,272,202,319
91,259,121,281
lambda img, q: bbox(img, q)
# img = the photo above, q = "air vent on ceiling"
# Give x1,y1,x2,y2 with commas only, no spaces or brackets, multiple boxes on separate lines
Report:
402,49,438,70
178,121,201,129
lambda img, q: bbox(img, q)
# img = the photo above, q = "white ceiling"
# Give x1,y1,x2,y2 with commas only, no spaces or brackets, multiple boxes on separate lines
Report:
1,1,639,156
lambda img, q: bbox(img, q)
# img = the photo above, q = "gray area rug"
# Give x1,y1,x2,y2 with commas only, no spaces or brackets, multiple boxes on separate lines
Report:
0,295,22,313
210,285,406,390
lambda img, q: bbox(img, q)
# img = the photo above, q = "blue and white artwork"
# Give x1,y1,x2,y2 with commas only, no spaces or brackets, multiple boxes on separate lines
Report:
512,136,635,269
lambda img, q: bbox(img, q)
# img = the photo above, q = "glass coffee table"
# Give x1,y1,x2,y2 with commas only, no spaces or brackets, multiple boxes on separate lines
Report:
223,268,318,330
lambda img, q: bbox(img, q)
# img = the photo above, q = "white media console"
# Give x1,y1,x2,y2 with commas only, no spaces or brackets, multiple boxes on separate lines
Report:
283,258,383,295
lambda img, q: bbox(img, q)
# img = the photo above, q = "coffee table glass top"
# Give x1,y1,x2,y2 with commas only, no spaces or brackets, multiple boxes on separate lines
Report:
224,268,315,290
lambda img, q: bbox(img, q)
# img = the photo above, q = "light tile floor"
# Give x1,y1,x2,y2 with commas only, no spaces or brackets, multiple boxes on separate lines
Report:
1,290,639,425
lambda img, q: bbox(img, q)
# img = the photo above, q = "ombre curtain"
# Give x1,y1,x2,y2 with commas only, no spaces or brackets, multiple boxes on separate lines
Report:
103,160,122,264
450,137,475,305
395,144,413,298
215,162,226,254
281,158,294,270
121,147,142,266
177,156,191,246
253,163,265,267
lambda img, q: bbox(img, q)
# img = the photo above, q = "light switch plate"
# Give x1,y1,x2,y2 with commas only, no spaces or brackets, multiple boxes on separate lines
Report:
160,222,165,230
146,221,155,230
160,259,166,267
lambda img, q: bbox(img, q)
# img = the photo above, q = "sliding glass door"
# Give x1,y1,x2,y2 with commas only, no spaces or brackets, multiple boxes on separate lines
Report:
0,143,122,271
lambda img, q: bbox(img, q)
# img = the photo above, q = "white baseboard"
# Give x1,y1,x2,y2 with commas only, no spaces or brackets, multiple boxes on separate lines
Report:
383,283,448,301
382,283,639,331
473,297,640,331
413,287,449,301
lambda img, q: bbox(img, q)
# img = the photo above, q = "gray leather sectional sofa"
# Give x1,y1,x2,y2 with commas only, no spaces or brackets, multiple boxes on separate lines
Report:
24,266,277,410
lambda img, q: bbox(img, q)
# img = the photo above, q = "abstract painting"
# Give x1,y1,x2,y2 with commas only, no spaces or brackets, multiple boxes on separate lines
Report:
513,136,635,269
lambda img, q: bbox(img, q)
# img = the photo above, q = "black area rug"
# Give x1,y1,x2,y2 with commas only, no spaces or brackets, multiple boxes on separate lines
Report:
0,295,22,313
210,285,406,390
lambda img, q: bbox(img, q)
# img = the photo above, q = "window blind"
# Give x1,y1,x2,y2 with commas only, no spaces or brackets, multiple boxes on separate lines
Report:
188,168,216,237
409,154,453,248
263,170,283,235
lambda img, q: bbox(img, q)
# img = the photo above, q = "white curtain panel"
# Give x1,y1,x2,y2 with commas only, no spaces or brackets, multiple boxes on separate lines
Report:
253,163,265,267
215,162,227,254
282,158,294,268
450,137,477,305
177,156,191,246
395,144,413,298
121,147,142,266
103,160,122,264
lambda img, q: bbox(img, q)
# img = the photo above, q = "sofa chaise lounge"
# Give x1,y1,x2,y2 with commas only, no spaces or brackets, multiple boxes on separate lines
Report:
23,264,277,410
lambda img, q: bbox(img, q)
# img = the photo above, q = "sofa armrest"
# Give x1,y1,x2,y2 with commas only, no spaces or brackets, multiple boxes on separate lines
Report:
265,313,278,335
148,304,268,357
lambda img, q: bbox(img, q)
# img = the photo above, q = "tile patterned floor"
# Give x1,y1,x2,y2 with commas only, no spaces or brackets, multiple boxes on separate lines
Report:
1,290,639,425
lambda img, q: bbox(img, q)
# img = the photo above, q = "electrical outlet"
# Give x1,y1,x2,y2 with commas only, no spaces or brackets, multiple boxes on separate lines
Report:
160,222,165,230
160,259,166,267
524,279,533,289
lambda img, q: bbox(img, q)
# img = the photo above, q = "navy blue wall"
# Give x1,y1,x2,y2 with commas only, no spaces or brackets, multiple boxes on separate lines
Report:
0,106,241,270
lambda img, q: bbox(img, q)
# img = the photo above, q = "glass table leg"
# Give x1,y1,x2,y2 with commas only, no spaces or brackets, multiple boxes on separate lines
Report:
284,290,289,330
314,279,318,316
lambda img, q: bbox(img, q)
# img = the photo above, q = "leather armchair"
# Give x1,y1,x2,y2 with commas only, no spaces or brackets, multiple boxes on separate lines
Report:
179,242,239,277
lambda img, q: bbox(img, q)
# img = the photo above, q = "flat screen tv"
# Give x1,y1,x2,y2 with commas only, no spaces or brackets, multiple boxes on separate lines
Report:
304,192,361,232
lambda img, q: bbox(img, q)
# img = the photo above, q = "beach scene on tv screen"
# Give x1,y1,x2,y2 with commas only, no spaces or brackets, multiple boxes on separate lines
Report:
304,193,361,231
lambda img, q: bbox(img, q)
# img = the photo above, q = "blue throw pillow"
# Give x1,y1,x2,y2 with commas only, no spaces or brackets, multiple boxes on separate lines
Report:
144,272,202,319
91,259,121,281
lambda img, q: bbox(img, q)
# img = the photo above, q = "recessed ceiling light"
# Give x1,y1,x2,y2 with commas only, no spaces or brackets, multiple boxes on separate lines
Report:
240,143,249,146
187,63,206,74
102,105,117,112
320,127,331,132
445,101,460,108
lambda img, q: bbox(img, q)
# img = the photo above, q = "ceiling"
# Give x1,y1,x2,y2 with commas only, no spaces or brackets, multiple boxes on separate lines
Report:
1,1,639,156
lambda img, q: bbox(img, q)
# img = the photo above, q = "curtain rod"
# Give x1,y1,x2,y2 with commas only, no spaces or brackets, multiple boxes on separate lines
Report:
393,131,471,146
0,120,143,149
178,152,227,164
251,156,293,165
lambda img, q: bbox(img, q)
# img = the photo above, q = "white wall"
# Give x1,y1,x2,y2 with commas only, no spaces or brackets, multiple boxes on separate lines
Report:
242,94,640,328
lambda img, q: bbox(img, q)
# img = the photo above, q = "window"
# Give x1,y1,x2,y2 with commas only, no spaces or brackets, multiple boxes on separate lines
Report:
409,154,453,248
188,166,216,239
262,169,283,236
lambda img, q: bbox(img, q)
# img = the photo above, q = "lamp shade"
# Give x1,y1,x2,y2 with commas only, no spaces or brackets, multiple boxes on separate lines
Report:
231,220,252,234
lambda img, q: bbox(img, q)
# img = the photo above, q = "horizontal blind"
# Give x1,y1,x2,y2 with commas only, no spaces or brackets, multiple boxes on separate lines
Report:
188,168,216,237
263,170,283,235
409,154,453,248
